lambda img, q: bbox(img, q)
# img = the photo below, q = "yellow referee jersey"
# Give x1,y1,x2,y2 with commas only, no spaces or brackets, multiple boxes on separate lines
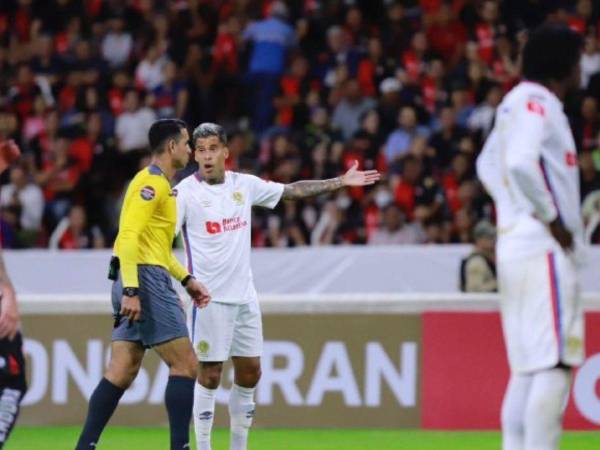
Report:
113,164,188,288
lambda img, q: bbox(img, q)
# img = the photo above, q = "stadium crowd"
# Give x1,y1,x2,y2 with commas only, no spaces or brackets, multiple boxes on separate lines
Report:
2,0,600,249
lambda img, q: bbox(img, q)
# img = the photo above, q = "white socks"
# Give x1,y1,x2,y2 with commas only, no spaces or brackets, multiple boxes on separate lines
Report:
501,368,571,450
228,384,256,450
193,382,256,450
194,382,216,450
502,373,533,450
524,368,570,450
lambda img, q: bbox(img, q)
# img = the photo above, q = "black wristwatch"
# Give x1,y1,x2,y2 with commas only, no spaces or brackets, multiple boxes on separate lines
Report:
181,274,195,287
122,287,139,297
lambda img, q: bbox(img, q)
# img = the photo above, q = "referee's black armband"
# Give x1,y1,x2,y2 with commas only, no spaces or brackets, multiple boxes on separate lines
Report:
181,274,194,287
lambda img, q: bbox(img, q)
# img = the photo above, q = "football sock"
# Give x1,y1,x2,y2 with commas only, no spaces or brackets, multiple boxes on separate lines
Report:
194,382,217,450
165,375,194,450
501,373,532,450
75,377,124,450
524,367,570,450
0,386,26,449
229,384,256,450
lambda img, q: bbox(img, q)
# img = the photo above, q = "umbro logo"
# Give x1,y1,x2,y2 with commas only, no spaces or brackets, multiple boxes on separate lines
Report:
198,410,214,420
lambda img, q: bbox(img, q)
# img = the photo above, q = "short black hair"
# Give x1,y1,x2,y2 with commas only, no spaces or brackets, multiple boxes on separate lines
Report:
192,122,227,145
522,24,583,84
148,119,187,154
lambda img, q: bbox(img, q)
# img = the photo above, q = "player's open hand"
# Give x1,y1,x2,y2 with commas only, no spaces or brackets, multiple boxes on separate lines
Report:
0,288,19,340
341,160,381,187
186,279,211,308
120,295,141,322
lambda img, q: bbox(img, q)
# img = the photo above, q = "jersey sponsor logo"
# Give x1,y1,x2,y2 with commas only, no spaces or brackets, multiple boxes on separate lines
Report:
232,191,244,205
169,188,178,197
565,151,578,167
205,221,222,234
527,100,545,116
140,185,156,201
205,217,248,234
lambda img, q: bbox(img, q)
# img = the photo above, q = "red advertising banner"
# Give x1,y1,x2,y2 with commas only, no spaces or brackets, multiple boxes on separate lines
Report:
422,312,600,430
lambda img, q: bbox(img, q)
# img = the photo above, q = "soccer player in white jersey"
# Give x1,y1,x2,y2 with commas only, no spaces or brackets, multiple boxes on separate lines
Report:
477,25,585,450
175,123,380,450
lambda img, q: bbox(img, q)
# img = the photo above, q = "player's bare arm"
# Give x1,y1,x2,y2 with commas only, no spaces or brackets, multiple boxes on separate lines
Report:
0,251,19,340
282,161,381,201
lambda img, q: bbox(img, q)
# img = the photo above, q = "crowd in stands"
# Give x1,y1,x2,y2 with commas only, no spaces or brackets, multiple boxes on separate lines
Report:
2,0,600,249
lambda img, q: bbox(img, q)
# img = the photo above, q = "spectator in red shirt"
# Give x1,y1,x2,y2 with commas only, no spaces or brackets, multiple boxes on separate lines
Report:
34,133,82,226
472,0,504,65
9,64,41,121
394,155,444,223
48,204,104,249
274,55,311,128
426,2,467,65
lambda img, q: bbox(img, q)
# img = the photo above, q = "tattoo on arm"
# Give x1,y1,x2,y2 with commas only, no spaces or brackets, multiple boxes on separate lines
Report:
282,177,344,200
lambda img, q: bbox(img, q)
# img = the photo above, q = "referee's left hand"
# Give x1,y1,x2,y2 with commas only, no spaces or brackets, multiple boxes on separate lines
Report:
186,279,211,308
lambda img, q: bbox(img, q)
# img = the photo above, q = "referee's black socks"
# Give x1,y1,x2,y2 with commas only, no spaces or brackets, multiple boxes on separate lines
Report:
165,375,195,450
75,377,125,450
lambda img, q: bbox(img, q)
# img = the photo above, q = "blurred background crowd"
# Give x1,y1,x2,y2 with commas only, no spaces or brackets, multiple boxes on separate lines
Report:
2,0,600,249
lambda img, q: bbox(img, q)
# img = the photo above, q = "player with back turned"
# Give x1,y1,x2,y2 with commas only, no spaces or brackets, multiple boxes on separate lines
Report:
176,123,380,450
74,119,211,450
477,25,585,450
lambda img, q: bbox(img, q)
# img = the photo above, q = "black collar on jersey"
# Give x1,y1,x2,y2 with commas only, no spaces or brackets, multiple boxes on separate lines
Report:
148,164,166,177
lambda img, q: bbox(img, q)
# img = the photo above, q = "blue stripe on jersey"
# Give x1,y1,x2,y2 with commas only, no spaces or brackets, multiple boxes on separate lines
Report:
182,223,197,343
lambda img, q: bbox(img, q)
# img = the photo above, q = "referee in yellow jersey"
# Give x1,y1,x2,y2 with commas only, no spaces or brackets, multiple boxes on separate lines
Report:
75,119,211,450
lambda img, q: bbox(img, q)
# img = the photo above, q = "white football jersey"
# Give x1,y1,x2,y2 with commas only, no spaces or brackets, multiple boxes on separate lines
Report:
175,171,284,304
477,81,585,263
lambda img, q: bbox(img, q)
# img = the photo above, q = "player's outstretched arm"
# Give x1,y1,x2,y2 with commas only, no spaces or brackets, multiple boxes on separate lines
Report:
282,160,381,201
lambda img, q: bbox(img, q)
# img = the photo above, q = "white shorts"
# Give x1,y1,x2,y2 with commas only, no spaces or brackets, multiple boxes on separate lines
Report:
498,250,584,374
188,300,263,362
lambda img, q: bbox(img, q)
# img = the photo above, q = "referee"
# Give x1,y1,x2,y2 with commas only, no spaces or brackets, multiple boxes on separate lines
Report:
75,119,210,450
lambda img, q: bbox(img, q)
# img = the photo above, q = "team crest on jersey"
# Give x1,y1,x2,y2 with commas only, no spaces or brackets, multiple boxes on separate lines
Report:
232,191,244,205
196,340,210,355
140,185,156,201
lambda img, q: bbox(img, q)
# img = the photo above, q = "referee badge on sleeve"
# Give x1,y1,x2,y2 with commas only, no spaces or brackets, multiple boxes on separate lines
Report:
140,185,156,201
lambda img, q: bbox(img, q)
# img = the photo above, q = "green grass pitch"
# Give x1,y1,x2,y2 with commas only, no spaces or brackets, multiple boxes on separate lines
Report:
9,427,600,450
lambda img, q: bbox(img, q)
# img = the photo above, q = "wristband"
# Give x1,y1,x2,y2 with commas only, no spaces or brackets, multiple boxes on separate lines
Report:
181,274,194,287
122,287,139,297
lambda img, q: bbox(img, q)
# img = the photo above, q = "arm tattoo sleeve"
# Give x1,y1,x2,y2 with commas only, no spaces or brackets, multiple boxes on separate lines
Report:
282,177,344,200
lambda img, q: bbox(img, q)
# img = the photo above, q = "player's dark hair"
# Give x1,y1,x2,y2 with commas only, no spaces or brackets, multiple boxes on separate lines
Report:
192,122,228,146
148,119,187,154
522,24,583,84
